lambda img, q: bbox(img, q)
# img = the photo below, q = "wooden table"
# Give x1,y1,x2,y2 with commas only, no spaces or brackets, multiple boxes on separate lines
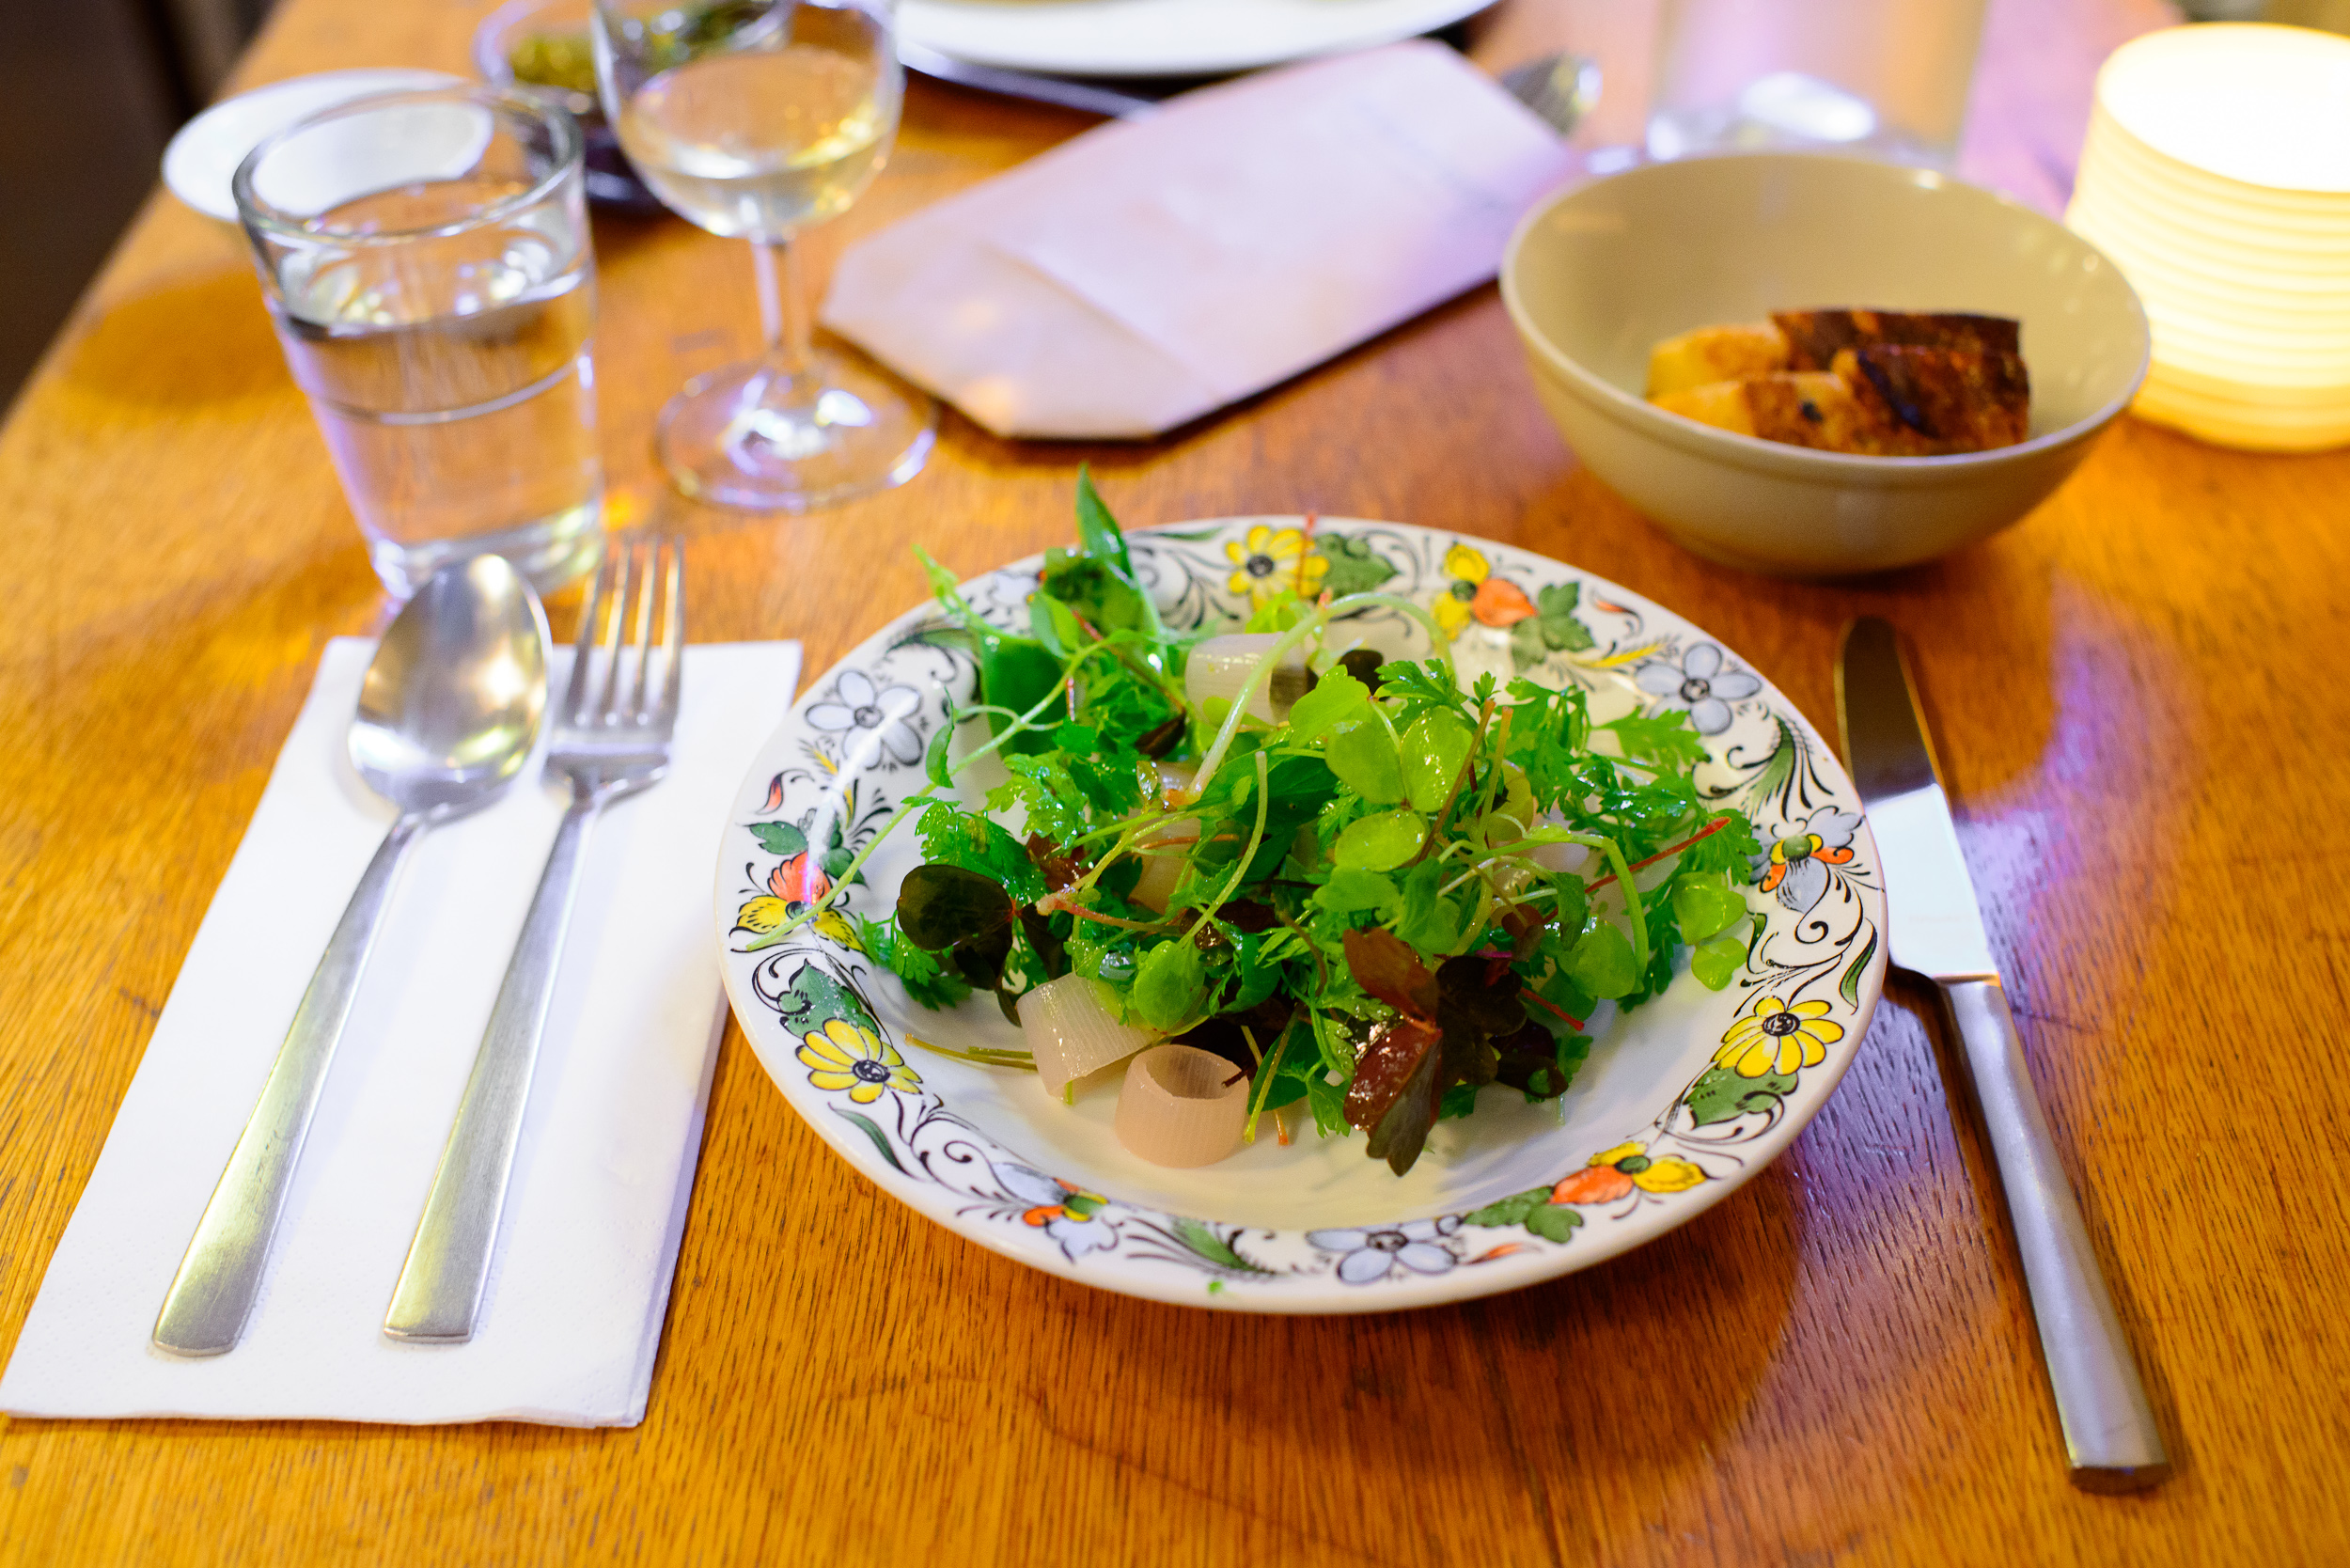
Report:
4,1,2343,1562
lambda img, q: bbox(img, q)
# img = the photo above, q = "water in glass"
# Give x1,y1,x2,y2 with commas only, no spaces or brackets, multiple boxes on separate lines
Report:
617,43,889,239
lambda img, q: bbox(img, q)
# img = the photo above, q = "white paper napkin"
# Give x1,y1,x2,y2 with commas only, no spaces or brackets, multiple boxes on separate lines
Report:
821,39,1577,439
0,637,800,1427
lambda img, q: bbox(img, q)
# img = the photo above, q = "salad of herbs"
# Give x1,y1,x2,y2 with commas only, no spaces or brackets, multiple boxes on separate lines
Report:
781,478,1762,1177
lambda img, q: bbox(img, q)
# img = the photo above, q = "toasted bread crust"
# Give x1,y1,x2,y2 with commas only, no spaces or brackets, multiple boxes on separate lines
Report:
1772,310,2022,372
1645,306,2033,456
1738,372,1920,453
1655,372,1936,454
1831,346,2030,453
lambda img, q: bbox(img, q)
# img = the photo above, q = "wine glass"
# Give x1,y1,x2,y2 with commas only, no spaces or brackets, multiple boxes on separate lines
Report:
593,0,935,511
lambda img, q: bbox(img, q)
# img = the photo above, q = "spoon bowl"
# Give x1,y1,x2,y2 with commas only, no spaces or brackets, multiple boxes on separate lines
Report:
354,554,551,812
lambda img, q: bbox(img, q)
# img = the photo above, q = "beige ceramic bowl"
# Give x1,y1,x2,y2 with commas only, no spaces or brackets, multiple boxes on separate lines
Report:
1501,154,2151,576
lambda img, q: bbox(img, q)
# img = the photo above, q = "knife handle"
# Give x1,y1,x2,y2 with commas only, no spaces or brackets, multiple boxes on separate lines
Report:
1940,978,2170,1491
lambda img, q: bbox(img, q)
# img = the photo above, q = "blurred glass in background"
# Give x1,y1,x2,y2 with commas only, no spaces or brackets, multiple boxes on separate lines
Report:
1647,0,1990,167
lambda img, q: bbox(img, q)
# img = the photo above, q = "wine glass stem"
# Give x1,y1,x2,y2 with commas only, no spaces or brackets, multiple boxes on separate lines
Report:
750,237,817,402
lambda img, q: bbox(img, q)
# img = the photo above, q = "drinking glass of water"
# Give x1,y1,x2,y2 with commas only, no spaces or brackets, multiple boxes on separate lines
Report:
593,0,935,512
1647,0,1988,168
233,86,604,596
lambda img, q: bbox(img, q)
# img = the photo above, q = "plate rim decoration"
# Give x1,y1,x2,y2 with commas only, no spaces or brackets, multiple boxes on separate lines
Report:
713,517,1888,1314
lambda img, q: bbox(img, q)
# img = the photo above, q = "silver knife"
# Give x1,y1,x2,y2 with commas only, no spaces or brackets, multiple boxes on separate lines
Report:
898,40,1164,119
1837,617,2169,1493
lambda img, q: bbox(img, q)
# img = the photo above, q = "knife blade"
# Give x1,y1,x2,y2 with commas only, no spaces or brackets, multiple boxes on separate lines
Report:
1837,616,2170,1493
1836,617,1998,980
898,40,1165,120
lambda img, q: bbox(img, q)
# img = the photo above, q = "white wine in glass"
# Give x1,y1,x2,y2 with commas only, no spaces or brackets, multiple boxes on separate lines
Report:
595,0,934,511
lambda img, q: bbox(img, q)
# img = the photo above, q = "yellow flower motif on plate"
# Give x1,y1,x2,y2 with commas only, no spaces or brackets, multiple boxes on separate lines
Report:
1558,1139,1709,1200
1223,524,1327,604
1634,1156,1706,1193
734,900,858,950
1434,542,1490,636
797,1017,920,1104
809,907,860,949
734,895,788,934
1715,995,1845,1079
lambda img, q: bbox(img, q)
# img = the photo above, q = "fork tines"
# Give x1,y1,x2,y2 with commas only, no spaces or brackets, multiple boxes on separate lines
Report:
565,535,684,736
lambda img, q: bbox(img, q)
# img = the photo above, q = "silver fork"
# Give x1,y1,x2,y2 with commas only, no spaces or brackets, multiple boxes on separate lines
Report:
383,537,683,1343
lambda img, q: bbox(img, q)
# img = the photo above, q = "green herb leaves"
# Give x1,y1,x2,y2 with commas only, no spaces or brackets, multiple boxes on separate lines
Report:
894,857,1075,1023
1324,718,1403,804
1073,467,1132,575
898,863,1018,991
1285,667,1370,740
1333,809,1426,871
1401,708,1474,813
1132,936,1208,1031
885,480,1769,1182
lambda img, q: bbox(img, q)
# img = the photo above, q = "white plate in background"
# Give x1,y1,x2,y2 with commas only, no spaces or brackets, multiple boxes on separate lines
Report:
163,69,462,223
901,0,1491,78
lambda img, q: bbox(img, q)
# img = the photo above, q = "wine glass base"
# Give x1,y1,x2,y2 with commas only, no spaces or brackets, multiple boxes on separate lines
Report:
657,351,937,513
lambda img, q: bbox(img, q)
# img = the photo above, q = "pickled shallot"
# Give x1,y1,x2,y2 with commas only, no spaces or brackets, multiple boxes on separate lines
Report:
1114,1045,1250,1168
1183,634,1309,724
1019,973,1152,1097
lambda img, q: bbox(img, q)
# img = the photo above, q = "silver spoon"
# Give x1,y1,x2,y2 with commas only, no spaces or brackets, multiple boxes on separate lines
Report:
153,555,551,1357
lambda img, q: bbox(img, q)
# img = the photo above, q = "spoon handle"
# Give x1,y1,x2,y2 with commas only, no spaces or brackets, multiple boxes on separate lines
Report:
383,792,600,1343
153,811,431,1356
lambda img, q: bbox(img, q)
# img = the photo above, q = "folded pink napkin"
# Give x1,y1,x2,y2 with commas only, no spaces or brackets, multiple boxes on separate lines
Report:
822,40,1576,439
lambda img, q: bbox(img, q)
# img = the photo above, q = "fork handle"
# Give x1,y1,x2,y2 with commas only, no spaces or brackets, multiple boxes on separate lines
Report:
384,792,600,1342
155,811,431,1356
1940,978,2170,1490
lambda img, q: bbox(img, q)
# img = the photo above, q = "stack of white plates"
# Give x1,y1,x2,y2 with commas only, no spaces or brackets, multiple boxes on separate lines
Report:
2066,24,2350,452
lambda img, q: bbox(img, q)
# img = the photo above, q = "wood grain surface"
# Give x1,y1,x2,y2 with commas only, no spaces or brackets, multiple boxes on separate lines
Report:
4,0,2345,1563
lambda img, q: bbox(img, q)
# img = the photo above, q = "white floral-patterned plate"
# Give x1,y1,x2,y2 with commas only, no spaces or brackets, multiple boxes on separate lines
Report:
713,519,1887,1312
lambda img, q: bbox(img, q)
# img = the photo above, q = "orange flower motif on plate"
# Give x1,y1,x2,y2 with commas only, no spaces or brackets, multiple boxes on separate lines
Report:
1434,543,1537,635
1551,1140,1707,1204
769,852,829,905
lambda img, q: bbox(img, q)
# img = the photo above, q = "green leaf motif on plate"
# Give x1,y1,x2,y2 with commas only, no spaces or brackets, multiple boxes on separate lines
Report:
1685,1066,1799,1127
831,1107,907,1174
775,958,875,1039
1509,583,1598,670
749,821,809,857
1739,715,1800,814
1317,534,1398,598
1168,1216,1277,1275
1841,928,1880,1008
1464,1185,1584,1245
